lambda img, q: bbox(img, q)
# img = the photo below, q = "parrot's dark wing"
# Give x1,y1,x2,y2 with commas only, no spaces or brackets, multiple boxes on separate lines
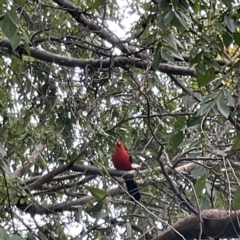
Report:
125,177,141,201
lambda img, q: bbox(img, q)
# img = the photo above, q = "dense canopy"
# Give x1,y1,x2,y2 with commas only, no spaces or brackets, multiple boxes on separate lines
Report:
1,0,240,239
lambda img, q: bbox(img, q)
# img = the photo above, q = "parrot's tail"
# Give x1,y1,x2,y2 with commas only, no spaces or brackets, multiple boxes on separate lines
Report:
125,178,141,201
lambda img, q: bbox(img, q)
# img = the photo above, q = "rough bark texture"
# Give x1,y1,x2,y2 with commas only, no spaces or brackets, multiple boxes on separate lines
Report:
153,209,240,240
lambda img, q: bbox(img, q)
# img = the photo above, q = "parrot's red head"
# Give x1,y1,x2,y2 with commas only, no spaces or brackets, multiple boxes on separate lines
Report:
116,140,124,148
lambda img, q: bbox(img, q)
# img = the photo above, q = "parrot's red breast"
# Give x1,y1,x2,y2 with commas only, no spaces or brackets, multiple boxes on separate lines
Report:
112,140,141,201
112,140,135,171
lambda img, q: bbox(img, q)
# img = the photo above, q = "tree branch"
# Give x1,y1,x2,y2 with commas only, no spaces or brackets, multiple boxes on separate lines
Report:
26,142,89,190
0,37,213,77
152,209,240,240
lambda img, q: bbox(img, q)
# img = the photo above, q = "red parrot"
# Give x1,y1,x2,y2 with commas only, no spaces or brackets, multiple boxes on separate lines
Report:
112,140,141,201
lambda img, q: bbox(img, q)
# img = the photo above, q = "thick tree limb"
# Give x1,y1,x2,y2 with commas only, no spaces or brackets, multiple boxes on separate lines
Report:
25,164,137,186
17,181,146,214
24,159,211,188
0,37,206,76
153,209,240,240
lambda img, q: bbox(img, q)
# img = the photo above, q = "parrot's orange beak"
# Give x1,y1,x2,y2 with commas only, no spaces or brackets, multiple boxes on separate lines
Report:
116,140,122,147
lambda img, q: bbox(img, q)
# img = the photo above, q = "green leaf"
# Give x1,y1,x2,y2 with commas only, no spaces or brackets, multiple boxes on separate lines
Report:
178,0,189,11
204,68,215,83
182,95,195,109
193,0,199,14
194,175,206,197
216,97,230,119
222,0,232,8
164,10,174,26
190,51,203,65
87,206,107,219
200,100,215,115
211,103,219,115
179,140,191,148
233,187,240,209
224,15,235,32
171,0,180,7
10,33,21,51
196,63,206,75
86,197,108,219
0,228,9,240
2,9,21,51
233,32,240,47
215,21,226,31
200,195,211,209
0,90,8,102
167,33,184,49
158,0,170,8
166,34,177,50
197,67,215,87
232,134,240,150
165,46,184,61
157,14,165,29
91,0,105,9
191,166,206,179
201,33,211,44
172,12,188,30
224,89,235,106
171,131,183,150
161,49,174,63
2,14,17,40
9,235,25,240
6,8,20,27
15,0,26,7
86,186,106,200
201,92,218,104
23,33,30,55
174,116,186,130
152,42,162,70
187,116,201,127
214,35,224,52
203,56,221,70
223,32,233,48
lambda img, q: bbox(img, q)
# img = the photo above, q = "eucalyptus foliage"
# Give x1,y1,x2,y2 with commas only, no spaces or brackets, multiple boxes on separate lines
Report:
0,0,240,239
